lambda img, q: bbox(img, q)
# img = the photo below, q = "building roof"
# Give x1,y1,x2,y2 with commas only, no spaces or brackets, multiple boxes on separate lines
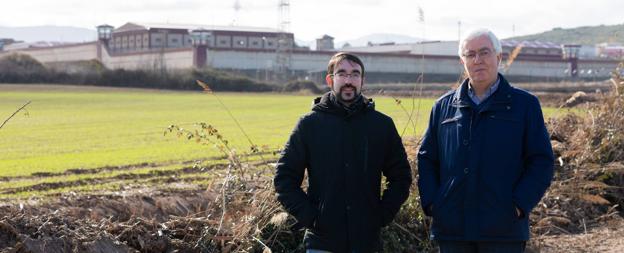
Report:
3,41,76,50
114,22,284,34
501,40,561,49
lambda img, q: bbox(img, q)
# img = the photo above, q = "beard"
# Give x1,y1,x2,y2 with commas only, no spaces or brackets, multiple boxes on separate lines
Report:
334,84,360,104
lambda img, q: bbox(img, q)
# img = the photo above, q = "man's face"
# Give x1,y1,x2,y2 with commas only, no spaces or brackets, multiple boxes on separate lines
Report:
326,59,363,105
460,35,502,88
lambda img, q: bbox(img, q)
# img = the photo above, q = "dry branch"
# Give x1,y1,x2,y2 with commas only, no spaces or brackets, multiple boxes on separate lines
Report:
0,101,31,130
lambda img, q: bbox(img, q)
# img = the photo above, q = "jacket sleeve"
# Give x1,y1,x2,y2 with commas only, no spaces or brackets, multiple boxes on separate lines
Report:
273,117,318,228
513,96,555,216
417,103,441,216
380,118,413,226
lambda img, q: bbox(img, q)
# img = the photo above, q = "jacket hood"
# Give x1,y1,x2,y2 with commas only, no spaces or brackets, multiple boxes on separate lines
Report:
312,92,374,117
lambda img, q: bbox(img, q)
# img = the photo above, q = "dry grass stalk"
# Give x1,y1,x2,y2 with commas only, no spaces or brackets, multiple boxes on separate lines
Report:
503,42,524,73
0,100,31,130
610,62,624,96
535,61,624,236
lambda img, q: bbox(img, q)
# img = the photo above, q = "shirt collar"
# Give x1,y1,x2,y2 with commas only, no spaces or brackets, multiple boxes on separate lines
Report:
468,76,500,105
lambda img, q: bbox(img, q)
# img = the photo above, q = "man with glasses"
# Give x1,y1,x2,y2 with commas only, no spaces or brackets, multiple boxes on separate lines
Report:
274,52,412,253
418,29,554,253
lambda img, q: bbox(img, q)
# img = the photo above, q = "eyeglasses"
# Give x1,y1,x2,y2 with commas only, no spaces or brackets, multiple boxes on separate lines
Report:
462,48,494,61
332,72,362,80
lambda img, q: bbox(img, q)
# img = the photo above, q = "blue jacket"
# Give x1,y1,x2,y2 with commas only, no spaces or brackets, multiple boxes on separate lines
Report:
417,74,554,241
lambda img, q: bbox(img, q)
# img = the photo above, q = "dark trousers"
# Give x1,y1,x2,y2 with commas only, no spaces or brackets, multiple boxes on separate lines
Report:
438,241,526,253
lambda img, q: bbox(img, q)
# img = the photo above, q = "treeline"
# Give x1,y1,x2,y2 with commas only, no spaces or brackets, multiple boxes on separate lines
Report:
0,53,322,93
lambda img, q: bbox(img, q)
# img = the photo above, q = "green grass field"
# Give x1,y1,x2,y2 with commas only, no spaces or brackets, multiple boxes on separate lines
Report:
0,84,566,198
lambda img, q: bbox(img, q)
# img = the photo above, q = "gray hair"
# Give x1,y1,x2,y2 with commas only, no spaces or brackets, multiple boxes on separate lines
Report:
458,28,502,57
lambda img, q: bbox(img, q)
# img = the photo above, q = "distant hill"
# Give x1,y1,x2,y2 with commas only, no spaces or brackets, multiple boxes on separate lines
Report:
0,26,96,43
507,23,624,45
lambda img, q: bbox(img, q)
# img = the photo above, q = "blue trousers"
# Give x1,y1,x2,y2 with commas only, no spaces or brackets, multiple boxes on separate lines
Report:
438,241,526,253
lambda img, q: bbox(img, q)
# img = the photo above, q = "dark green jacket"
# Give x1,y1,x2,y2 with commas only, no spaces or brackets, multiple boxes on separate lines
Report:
274,92,412,253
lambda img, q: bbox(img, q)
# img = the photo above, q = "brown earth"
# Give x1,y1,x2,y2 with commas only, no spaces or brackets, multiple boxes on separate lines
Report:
528,217,624,253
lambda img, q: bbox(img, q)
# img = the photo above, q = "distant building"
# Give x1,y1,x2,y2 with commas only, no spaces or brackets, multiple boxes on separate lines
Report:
410,41,459,56
106,22,295,53
347,40,564,60
597,43,624,59
578,45,599,59
0,38,20,51
500,40,562,60
1,21,619,83
316,34,334,51
345,41,422,54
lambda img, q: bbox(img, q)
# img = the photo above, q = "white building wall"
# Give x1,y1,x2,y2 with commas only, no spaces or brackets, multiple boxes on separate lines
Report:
410,41,459,56
290,52,330,72
264,37,278,49
100,47,193,70
504,60,569,77
232,36,247,48
577,61,619,78
0,43,98,62
167,34,184,48
205,49,464,74
0,42,616,79
216,35,232,48
248,37,263,49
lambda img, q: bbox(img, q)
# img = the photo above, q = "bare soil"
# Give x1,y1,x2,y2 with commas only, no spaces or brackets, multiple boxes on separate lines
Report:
0,188,219,253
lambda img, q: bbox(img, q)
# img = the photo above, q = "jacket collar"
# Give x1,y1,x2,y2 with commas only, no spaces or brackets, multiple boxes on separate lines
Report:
312,92,374,117
452,73,513,110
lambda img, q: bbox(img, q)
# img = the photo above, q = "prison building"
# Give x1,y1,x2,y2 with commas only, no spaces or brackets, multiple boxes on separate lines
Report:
105,22,295,53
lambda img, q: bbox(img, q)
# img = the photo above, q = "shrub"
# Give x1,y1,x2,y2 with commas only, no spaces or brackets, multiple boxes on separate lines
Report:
0,53,50,83
283,80,323,94
0,55,277,92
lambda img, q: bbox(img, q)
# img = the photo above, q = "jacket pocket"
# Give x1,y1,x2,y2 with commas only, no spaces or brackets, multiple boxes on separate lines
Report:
479,196,515,236
431,178,464,236
308,197,325,232
431,177,456,213
484,113,523,158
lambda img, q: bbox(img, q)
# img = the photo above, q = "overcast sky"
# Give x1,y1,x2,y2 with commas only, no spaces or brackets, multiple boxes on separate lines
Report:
1,0,622,42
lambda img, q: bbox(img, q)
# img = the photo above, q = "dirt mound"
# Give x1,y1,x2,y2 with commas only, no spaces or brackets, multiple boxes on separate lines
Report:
529,217,624,253
0,189,221,252
561,91,597,108
533,71,624,237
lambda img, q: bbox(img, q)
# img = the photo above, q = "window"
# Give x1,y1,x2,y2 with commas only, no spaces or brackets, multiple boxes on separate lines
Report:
172,38,179,43
220,40,227,45
252,41,259,46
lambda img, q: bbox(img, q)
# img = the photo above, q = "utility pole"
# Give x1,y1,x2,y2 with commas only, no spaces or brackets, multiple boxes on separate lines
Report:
232,0,241,26
275,0,292,83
